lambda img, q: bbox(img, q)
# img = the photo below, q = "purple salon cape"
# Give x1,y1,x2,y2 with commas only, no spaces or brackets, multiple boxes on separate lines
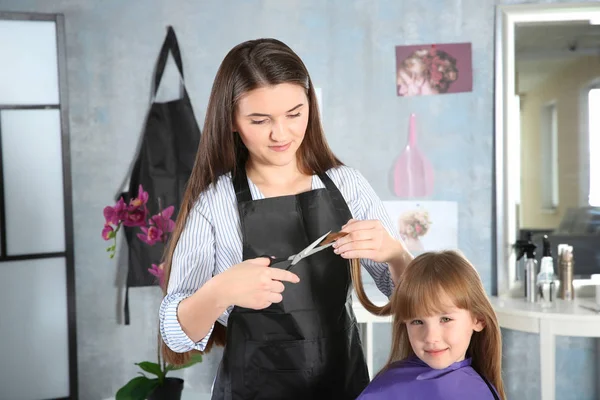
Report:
356,356,499,400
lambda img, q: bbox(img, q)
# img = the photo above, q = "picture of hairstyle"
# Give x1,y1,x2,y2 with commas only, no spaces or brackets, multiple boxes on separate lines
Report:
395,43,472,97
397,208,432,253
398,208,432,240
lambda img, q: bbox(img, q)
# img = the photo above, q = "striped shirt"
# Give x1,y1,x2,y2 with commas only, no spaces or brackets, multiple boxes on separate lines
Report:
159,165,399,353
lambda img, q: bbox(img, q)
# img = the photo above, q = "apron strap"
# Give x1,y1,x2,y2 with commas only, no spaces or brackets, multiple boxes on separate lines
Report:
153,26,185,97
232,168,253,203
317,172,337,192
124,285,131,325
114,26,187,201
318,171,353,222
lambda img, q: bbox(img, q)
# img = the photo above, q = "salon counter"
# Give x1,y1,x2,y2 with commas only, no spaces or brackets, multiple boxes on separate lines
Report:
489,296,600,400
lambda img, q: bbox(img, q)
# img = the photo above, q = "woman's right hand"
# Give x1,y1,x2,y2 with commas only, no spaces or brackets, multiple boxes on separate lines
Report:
218,257,300,310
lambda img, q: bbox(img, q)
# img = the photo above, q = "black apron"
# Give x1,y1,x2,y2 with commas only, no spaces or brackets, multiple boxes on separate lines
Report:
211,169,370,400
119,26,201,324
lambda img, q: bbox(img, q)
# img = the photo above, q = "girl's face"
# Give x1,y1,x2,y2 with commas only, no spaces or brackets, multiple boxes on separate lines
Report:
233,83,309,169
404,294,484,370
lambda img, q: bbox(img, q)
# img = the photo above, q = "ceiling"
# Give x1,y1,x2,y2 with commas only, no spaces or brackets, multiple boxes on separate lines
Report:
515,21,600,94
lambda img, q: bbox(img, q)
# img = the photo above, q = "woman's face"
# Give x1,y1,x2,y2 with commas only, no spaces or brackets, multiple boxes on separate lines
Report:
397,67,424,97
233,83,309,169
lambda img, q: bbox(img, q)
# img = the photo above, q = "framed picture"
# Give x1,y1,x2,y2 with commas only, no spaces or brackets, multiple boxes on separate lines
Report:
395,42,472,97
383,201,459,255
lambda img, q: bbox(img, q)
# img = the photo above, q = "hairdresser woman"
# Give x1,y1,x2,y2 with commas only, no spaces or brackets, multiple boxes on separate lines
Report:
158,38,413,400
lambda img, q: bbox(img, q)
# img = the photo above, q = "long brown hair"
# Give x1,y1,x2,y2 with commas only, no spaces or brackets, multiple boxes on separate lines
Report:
161,38,353,365
373,251,506,399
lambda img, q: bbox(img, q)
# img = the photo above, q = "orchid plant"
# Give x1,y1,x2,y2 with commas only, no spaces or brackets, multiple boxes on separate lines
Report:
102,185,202,399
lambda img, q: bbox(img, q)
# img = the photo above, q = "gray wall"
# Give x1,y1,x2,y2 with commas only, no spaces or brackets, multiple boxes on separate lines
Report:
0,0,598,399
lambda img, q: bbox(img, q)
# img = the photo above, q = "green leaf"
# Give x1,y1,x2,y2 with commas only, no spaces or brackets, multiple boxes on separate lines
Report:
166,353,203,372
135,361,164,379
115,376,159,400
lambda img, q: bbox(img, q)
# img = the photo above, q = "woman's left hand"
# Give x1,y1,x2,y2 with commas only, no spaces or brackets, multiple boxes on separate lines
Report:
333,219,402,264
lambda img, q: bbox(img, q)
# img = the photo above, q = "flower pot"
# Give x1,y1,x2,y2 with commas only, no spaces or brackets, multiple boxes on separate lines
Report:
148,377,184,400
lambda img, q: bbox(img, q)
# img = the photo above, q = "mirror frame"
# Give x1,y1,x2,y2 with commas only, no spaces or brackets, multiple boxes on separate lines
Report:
494,2,600,296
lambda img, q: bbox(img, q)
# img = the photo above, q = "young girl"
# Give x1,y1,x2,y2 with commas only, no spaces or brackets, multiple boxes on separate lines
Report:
355,251,505,399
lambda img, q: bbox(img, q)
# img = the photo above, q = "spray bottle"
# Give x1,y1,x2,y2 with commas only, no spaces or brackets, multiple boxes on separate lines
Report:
515,232,538,303
537,235,556,307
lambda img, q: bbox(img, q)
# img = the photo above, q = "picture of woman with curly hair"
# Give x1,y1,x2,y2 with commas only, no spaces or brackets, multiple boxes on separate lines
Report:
395,42,472,97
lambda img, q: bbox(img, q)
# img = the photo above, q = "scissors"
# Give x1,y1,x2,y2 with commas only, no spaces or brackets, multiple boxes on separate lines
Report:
265,230,348,270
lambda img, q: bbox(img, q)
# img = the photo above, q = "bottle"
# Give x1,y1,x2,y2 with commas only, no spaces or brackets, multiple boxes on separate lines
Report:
393,113,435,198
557,244,574,300
515,233,537,303
536,235,556,307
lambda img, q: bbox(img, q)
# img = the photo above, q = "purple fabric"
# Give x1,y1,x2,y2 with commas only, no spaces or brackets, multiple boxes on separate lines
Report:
356,356,499,400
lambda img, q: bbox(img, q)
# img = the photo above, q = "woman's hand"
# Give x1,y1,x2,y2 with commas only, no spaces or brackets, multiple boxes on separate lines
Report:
218,257,300,310
333,219,405,264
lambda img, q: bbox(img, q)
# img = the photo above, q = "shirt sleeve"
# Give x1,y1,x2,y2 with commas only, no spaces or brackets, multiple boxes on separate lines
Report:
343,167,402,297
159,196,218,353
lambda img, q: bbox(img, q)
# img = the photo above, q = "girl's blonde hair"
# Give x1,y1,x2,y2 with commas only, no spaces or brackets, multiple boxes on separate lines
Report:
353,251,505,400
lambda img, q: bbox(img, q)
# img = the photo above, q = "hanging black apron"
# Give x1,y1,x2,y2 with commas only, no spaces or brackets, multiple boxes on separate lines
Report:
211,169,370,400
119,26,201,324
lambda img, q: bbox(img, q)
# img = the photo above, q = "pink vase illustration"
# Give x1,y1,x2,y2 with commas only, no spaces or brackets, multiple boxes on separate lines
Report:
393,113,434,197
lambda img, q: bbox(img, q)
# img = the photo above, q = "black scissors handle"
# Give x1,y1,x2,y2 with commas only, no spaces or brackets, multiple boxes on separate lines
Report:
258,255,293,270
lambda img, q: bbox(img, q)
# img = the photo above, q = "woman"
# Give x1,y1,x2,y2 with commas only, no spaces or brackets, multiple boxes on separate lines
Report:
158,38,413,400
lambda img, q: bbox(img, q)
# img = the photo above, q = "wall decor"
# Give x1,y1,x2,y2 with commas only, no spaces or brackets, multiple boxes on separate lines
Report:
383,200,458,256
395,42,473,97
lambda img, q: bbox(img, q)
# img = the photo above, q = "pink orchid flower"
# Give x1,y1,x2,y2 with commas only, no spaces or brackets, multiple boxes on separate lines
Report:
148,263,165,288
137,225,163,246
102,224,114,240
103,198,127,225
123,208,148,227
150,205,176,234
129,185,149,208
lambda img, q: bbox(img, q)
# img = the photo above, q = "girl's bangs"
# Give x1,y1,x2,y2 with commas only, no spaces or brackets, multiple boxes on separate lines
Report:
395,270,469,321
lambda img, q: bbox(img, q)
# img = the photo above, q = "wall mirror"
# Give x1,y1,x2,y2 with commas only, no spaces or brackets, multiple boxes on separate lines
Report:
495,3,600,296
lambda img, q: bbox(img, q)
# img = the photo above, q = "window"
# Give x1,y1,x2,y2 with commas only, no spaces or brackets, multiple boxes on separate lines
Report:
0,13,76,399
540,102,559,209
588,88,600,206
